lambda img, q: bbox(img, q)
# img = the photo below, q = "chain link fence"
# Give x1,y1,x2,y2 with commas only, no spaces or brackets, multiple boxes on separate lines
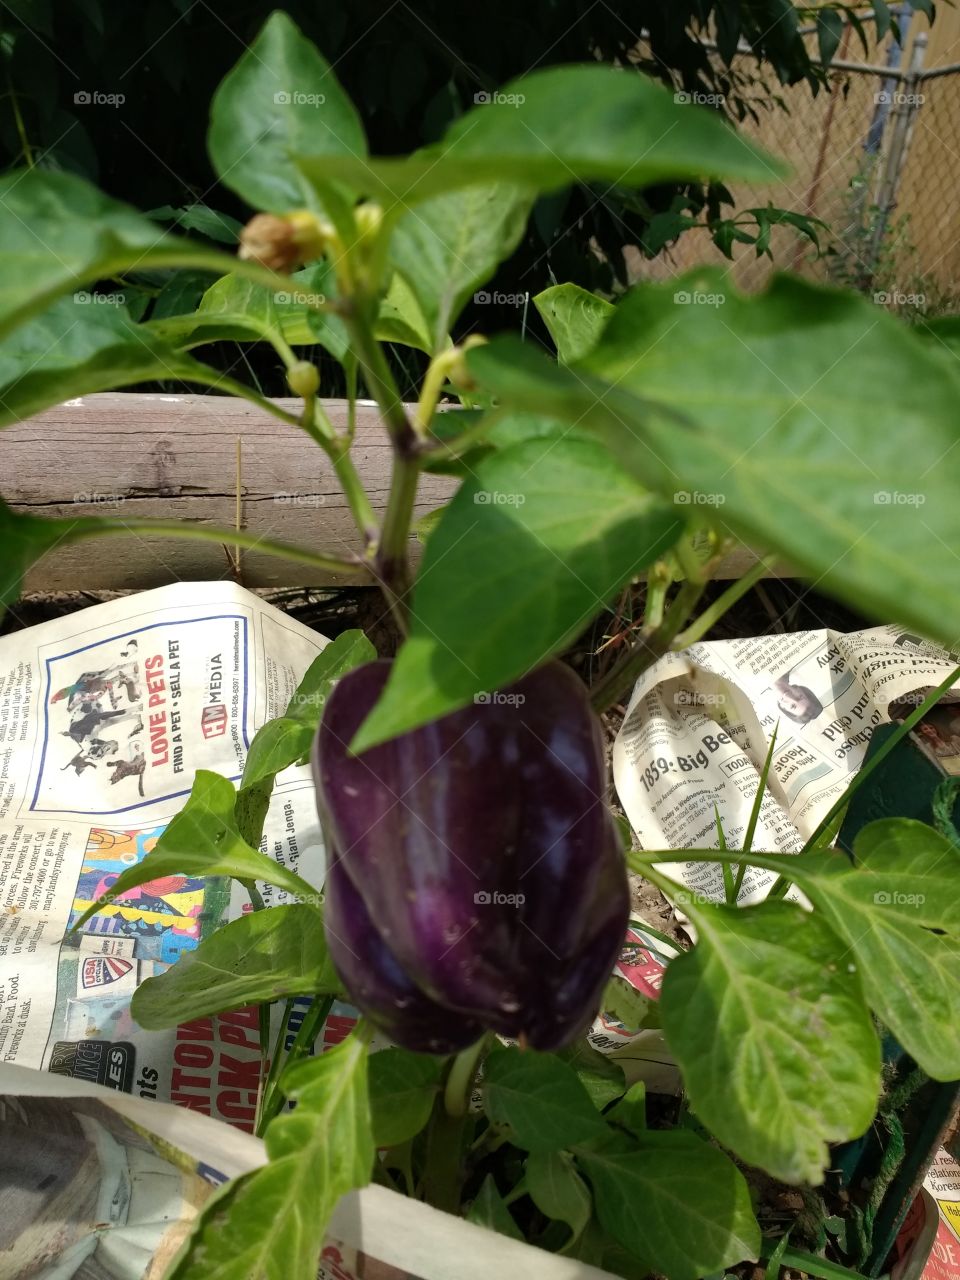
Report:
633,20,960,315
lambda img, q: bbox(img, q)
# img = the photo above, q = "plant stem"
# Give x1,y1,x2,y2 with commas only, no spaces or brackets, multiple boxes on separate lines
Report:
422,1097,468,1214
443,1035,489,1118
257,993,335,1133
589,577,706,713
674,556,772,648
343,300,421,631
331,444,381,549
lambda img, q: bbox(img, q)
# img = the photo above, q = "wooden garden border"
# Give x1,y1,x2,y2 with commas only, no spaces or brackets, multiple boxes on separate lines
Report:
1,392,764,590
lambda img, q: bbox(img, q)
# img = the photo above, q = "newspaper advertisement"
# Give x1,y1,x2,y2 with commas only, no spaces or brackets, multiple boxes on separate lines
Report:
613,624,960,905
0,582,329,1130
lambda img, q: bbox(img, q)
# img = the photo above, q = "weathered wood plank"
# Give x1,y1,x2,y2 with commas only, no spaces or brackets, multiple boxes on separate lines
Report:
0,392,769,589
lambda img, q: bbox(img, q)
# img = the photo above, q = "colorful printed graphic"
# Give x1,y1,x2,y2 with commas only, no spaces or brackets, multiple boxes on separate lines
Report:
68,826,230,964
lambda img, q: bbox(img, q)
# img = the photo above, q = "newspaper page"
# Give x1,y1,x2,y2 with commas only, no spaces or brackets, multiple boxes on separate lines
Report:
0,582,329,1129
0,1061,619,1280
613,624,959,905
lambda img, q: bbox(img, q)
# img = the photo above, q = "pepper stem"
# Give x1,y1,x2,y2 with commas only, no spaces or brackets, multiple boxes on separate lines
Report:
443,1034,490,1118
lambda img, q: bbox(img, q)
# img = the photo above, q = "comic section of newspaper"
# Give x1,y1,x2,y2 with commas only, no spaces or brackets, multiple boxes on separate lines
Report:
613,625,959,905
0,582,329,1131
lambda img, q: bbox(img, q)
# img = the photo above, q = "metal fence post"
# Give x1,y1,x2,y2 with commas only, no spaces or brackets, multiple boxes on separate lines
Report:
868,30,928,273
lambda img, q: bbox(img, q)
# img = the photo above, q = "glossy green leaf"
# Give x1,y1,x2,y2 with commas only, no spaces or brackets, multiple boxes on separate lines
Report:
208,11,366,214
607,1082,648,1138
0,295,239,428
132,905,338,1028
482,1048,608,1153
352,437,682,749
468,272,960,650
368,1048,445,1148
388,184,534,352
792,819,960,1080
296,65,783,207
467,1175,525,1241
72,771,320,931
577,1129,761,1280
170,1032,372,1280
534,284,615,363
555,1041,627,1111
526,1150,592,1245
0,168,238,340
659,897,879,1184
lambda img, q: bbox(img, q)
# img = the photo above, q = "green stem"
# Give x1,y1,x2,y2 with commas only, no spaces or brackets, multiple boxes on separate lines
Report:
331,444,380,548
79,516,366,579
589,577,706,713
258,993,336,1133
674,556,773,648
343,301,421,631
443,1035,489,1118
6,72,33,167
422,1097,468,1214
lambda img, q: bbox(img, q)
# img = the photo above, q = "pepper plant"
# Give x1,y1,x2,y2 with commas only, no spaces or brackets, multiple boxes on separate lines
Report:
6,11,960,1280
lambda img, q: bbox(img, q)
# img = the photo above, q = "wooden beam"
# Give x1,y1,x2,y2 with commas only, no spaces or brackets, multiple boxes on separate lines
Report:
0,392,768,589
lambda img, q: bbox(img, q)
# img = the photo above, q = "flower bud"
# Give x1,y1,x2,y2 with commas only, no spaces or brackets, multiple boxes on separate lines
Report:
238,210,330,272
287,360,320,398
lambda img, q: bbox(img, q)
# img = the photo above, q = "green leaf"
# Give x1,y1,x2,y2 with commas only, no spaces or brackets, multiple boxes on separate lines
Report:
0,499,104,611
368,1049,445,1148
469,272,960,650
132,905,338,1028
556,1041,627,1111
817,9,846,64
0,168,239,340
148,202,244,244
236,631,375,845
284,630,376,726
71,771,320,931
467,1174,525,1241
0,295,233,428
352,437,681,749
577,1129,761,1280
482,1048,608,1153
388,184,535,352
534,284,615,364
375,270,433,352
607,1082,648,1138
525,1150,592,1245
658,897,880,1184
208,11,366,214
793,819,960,1080
603,975,661,1032
170,1032,372,1280
296,65,783,207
